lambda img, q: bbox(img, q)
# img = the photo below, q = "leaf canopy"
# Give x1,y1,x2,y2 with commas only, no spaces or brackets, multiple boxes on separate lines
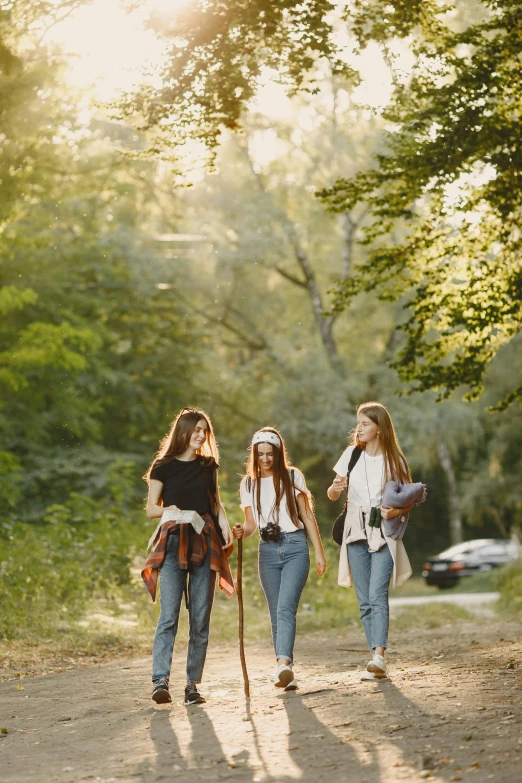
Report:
118,0,355,151
318,0,522,408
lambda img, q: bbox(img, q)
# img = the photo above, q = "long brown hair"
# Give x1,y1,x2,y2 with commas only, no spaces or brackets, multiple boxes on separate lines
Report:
245,427,307,527
143,407,219,482
351,401,411,484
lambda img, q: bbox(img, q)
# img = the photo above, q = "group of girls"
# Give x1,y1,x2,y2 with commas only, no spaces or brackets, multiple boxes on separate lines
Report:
143,401,415,705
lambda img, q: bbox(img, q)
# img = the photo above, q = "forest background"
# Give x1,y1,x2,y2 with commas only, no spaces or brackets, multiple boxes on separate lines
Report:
1,0,521,658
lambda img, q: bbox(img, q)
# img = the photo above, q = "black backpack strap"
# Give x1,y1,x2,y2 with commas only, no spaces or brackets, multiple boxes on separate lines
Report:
290,468,306,532
290,468,299,504
347,446,362,477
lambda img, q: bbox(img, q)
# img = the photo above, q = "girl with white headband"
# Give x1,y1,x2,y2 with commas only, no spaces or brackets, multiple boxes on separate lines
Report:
233,427,326,691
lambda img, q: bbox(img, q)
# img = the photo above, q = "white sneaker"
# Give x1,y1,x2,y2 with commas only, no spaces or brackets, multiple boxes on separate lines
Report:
360,671,380,681
360,670,389,681
274,664,294,688
367,653,388,678
284,678,299,691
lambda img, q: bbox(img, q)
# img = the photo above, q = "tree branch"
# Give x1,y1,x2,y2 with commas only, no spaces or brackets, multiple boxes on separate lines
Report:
271,264,308,288
233,136,341,370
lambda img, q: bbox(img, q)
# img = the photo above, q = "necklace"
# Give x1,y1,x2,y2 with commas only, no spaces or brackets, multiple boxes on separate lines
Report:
363,451,384,507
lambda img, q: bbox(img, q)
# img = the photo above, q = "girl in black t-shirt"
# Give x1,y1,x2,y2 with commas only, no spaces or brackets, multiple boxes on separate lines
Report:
144,407,234,705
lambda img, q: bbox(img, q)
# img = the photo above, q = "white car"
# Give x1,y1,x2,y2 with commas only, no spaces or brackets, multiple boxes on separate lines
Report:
422,538,520,589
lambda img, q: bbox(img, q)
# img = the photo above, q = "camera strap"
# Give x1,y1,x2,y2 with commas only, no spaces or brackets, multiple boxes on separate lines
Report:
363,452,384,529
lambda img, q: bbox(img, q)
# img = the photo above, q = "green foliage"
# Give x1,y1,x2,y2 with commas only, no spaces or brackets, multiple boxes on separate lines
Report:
0,16,201,507
119,0,522,409
319,0,522,408
348,0,450,44
117,0,356,154
1,0,521,655
0,463,146,640
496,559,522,616
0,451,21,521
451,569,498,594
0,286,38,316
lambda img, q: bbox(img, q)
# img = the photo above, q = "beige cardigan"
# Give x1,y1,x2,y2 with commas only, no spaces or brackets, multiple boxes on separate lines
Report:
338,501,412,588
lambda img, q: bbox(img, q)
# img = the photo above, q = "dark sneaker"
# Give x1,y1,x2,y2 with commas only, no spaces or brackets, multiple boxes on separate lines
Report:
152,678,171,704
184,683,206,705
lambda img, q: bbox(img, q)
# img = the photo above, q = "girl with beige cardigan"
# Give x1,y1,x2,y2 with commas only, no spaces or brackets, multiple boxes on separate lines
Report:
328,402,414,681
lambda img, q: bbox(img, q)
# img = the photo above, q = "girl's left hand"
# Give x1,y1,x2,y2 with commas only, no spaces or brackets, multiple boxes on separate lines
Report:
220,524,233,547
315,552,326,577
380,505,402,520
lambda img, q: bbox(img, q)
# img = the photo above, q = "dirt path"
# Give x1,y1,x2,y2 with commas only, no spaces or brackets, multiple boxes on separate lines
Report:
1,620,521,783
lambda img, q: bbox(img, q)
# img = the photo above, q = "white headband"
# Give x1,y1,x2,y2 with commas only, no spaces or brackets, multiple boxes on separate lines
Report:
252,430,281,449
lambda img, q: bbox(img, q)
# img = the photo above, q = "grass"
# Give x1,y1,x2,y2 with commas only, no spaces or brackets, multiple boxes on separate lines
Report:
390,603,475,631
390,569,499,598
496,559,522,616
448,569,499,593
390,577,437,598
0,625,152,682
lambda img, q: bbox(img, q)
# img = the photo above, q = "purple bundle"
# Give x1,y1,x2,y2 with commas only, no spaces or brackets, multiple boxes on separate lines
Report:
381,481,427,540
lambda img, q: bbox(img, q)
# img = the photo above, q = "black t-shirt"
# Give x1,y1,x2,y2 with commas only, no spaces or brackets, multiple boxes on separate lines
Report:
150,457,217,516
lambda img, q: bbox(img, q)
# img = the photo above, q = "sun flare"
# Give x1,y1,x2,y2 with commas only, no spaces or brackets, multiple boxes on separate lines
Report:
47,0,194,100
48,0,400,115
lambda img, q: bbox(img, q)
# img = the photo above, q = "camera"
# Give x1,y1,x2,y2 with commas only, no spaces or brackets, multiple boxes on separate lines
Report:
259,521,282,543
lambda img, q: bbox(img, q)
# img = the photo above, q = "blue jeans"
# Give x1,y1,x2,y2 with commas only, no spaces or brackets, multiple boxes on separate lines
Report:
152,534,216,684
347,540,393,651
258,529,310,663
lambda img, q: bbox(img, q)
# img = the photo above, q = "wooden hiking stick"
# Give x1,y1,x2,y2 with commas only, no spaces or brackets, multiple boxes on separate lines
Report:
237,537,250,698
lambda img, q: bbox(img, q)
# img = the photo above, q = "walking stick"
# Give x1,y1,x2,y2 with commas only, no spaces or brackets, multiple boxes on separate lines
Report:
237,537,250,698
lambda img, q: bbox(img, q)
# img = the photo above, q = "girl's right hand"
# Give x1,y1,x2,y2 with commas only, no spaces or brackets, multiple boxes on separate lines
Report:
232,524,245,539
328,476,347,500
332,476,347,492
315,552,327,577
164,505,181,511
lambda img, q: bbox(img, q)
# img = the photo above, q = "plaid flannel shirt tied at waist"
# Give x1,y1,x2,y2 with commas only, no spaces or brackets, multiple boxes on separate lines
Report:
141,513,235,601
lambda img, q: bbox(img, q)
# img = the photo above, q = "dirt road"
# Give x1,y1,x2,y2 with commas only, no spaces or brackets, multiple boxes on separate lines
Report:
1,620,521,783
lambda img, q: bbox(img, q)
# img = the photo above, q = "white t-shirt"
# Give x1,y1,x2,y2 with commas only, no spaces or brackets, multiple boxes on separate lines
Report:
333,446,384,508
239,469,307,532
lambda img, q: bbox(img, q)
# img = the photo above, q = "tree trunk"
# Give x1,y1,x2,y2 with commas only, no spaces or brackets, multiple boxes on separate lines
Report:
289,235,340,368
234,137,343,371
437,437,462,545
340,212,354,280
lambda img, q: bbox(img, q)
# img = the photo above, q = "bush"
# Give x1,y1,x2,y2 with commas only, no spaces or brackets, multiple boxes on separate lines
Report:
496,558,522,616
0,462,146,640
